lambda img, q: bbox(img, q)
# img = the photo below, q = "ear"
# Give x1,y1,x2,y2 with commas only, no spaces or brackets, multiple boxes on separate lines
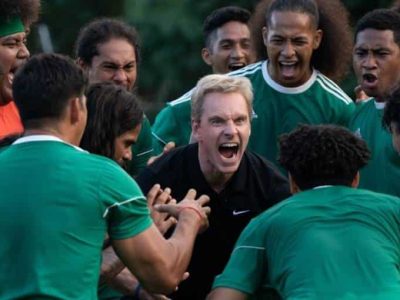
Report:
201,48,213,66
313,29,323,50
288,173,300,194
262,26,269,47
76,58,87,69
351,171,360,188
191,118,201,141
69,97,85,125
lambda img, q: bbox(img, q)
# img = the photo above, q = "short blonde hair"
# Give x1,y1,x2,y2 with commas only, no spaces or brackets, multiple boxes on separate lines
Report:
191,74,253,122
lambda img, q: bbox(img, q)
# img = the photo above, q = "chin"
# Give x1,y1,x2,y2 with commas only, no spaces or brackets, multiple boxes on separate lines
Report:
217,163,241,174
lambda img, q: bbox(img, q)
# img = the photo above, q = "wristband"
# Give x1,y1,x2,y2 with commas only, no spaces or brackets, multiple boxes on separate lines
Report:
133,283,141,300
179,206,203,220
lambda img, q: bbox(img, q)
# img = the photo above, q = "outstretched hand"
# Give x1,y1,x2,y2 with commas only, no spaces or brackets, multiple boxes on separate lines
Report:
154,189,210,233
147,184,177,234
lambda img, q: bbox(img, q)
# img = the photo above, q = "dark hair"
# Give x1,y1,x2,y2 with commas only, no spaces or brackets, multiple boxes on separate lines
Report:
12,53,88,128
278,124,371,190
0,0,40,27
203,6,251,49
75,18,140,66
354,9,400,46
383,86,400,133
393,0,400,14
80,82,143,159
250,0,352,82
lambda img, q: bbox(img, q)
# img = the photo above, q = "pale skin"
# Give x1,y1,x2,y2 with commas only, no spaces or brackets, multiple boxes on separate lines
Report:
30,97,211,294
207,173,360,300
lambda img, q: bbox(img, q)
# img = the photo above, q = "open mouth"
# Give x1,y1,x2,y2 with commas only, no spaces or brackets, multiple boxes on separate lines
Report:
362,73,378,84
228,63,246,71
279,61,298,78
6,66,18,86
219,143,239,159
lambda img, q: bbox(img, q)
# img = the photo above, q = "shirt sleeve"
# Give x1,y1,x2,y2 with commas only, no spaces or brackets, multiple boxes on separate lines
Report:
99,163,153,240
212,216,268,295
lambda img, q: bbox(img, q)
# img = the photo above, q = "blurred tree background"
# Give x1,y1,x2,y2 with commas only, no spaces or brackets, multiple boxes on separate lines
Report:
30,0,395,121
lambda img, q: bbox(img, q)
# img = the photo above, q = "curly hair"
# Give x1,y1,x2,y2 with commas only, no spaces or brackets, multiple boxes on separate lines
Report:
250,0,352,82
80,82,143,160
354,9,400,47
74,18,140,66
0,0,40,27
383,85,400,133
203,6,251,49
278,124,371,190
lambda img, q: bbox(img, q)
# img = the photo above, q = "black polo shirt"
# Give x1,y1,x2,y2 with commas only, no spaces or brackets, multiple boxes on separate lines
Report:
136,143,290,300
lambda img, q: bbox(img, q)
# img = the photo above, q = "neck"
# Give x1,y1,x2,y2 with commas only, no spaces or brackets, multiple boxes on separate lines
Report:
23,125,77,145
198,150,233,193
203,171,232,193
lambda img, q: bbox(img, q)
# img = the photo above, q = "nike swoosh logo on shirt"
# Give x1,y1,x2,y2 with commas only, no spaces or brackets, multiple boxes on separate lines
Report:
232,209,250,216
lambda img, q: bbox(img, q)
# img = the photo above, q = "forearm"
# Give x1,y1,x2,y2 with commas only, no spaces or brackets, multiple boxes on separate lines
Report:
99,246,126,284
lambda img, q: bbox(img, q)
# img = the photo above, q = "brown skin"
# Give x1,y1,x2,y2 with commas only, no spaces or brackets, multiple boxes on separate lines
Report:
353,29,400,102
201,21,254,74
262,11,322,87
250,0,352,82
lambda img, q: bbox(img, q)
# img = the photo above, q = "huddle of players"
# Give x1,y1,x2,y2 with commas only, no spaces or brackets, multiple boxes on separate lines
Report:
2,0,400,299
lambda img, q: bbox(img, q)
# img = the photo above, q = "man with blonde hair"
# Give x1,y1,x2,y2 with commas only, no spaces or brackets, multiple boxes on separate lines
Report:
137,74,290,300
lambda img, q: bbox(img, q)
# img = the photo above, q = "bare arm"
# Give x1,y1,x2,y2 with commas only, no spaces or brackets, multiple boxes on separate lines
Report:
207,288,249,300
112,189,210,294
99,245,125,284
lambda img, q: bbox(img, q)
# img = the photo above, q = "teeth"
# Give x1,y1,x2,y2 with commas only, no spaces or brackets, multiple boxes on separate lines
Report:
7,73,14,85
280,62,296,66
220,143,238,148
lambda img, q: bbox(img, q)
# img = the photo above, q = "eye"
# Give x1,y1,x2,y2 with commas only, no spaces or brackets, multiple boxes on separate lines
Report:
354,50,367,58
123,63,136,72
102,64,119,71
293,39,307,46
220,43,232,50
241,41,251,49
235,116,247,125
210,118,224,125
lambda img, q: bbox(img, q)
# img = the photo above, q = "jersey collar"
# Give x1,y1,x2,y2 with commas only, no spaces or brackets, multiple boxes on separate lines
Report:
13,134,86,152
262,60,317,94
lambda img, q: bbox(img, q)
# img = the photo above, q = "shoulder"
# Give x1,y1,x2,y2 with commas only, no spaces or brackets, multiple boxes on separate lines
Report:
314,72,354,106
227,61,264,79
244,150,287,180
167,88,195,107
151,144,195,171
136,144,197,190
348,98,376,125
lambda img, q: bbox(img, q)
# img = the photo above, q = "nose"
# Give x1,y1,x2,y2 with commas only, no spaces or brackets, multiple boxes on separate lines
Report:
223,120,237,136
17,43,30,59
362,52,377,70
123,148,133,162
112,68,128,85
282,41,295,57
231,44,245,59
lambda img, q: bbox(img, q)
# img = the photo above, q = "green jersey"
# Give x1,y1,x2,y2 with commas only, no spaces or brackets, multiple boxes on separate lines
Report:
128,116,153,177
348,99,400,197
152,61,355,167
0,136,152,300
213,186,400,299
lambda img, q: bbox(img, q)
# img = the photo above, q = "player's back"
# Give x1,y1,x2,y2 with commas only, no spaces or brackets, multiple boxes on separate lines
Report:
264,186,400,299
0,138,133,299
